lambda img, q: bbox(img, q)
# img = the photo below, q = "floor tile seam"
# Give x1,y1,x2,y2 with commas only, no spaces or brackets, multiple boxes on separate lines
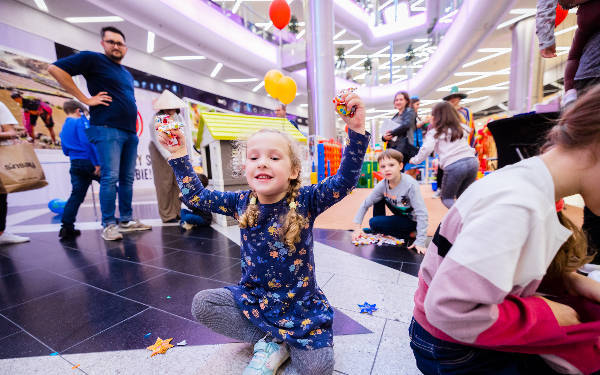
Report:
319,270,404,286
332,305,392,324
0,283,80,313
206,263,240,280
164,245,241,261
318,273,335,289
114,270,172,294
59,307,151,354
0,329,23,342
0,311,87,373
44,269,206,326
369,318,388,375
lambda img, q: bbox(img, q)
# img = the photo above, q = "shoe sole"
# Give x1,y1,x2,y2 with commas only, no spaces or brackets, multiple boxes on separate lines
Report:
118,227,152,233
102,234,123,241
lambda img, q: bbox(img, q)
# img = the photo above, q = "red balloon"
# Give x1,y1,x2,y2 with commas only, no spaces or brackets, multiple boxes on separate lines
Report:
269,0,291,30
555,4,568,27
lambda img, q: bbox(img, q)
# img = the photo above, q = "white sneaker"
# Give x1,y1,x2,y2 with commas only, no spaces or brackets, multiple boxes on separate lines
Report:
242,338,290,375
432,190,441,198
0,232,30,245
102,224,123,241
118,219,152,232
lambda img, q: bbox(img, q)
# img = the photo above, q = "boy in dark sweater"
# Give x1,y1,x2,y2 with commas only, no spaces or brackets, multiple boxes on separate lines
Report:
59,100,100,239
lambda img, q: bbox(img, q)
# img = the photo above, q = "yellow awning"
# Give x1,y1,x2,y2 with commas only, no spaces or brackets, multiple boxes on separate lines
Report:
201,112,307,143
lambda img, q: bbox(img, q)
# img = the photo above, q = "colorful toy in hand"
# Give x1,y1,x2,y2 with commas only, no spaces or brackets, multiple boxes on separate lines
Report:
333,88,357,117
352,233,404,246
155,114,184,146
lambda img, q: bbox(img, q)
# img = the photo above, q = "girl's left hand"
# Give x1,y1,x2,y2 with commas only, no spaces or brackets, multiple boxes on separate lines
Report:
564,272,600,303
337,92,365,135
408,243,427,255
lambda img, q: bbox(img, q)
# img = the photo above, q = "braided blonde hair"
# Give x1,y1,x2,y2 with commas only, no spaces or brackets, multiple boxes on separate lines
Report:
238,129,307,251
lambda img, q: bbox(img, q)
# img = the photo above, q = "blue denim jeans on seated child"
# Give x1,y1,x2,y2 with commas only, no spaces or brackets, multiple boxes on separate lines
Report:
409,318,564,375
368,200,417,240
85,126,138,227
62,159,99,229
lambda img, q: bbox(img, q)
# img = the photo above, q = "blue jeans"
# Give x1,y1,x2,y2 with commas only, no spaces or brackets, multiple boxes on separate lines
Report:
409,318,561,374
440,157,478,209
369,200,417,240
85,126,138,227
62,159,99,228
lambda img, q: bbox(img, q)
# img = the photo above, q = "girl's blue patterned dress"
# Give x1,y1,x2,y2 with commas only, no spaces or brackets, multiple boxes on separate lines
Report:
168,129,369,350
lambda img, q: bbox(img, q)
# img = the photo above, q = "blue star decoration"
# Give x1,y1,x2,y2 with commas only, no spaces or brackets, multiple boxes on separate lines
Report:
358,302,378,315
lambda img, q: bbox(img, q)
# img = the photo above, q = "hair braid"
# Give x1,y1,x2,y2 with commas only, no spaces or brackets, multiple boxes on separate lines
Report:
546,211,594,279
238,191,260,228
282,178,307,252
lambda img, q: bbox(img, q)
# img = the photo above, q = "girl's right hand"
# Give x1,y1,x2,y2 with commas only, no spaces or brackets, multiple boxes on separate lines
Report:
538,296,581,326
157,129,187,157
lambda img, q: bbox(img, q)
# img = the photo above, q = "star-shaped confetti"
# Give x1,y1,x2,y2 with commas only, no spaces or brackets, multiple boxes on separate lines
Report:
147,337,174,357
358,302,378,315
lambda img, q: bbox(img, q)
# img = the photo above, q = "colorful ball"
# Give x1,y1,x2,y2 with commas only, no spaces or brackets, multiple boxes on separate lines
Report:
48,199,66,215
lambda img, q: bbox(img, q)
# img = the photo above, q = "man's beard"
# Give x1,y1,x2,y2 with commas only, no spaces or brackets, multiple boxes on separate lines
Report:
107,51,123,63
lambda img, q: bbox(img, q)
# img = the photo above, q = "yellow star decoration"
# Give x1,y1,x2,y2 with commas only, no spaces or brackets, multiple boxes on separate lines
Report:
147,337,174,357
182,176,192,183
289,201,297,209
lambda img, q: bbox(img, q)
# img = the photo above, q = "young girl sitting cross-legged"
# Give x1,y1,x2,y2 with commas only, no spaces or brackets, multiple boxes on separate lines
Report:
158,92,369,375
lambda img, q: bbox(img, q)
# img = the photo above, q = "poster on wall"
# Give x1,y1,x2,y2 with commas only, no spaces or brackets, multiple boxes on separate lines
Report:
0,49,72,148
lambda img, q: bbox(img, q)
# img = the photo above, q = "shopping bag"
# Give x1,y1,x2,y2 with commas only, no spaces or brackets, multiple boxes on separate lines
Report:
0,142,48,193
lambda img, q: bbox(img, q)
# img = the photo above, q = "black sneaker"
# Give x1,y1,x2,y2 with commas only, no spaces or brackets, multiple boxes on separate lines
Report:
59,227,81,240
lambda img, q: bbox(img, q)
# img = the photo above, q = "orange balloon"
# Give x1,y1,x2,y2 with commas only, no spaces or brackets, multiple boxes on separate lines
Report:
264,69,283,99
277,76,297,104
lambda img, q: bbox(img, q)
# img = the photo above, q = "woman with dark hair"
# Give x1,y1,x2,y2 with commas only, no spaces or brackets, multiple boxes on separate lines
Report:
409,101,477,208
381,91,418,166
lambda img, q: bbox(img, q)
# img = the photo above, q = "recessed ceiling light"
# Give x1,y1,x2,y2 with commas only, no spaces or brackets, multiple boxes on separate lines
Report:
210,63,223,78
163,56,206,61
252,81,265,92
34,0,48,12
334,29,346,40
225,78,259,83
147,31,155,54
65,16,124,23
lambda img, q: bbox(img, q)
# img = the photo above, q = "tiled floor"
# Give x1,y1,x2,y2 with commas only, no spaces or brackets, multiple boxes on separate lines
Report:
1,201,423,374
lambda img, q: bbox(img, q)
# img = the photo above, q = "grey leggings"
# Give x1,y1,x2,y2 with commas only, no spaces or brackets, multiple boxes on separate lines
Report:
440,157,479,209
191,288,334,375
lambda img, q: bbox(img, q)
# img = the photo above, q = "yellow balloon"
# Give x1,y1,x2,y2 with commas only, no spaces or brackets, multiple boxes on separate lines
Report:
277,76,297,104
264,70,283,98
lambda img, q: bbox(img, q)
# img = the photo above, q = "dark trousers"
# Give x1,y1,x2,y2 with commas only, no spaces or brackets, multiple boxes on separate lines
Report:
564,0,600,91
575,78,600,263
61,159,99,229
0,193,6,233
369,200,417,240
437,168,444,190
409,318,563,374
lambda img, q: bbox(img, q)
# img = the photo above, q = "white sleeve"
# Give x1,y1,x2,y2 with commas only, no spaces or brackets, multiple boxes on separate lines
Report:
0,102,18,125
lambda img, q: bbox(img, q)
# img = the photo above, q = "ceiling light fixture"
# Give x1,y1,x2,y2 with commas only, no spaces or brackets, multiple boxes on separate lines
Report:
210,63,223,78
555,25,578,36
345,42,363,55
146,31,155,54
496,11,536,29
334,29,346,40
252,81,265,92
462,49,510,68
225,78,259,83
231,0,243,13
34,0,48,12
66,16,124,23
296,29,306,39
163,56,206,60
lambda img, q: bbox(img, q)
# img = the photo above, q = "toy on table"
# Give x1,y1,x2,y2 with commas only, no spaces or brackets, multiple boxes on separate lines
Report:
352,233,405,247
155,114,184,146
333,88,357,117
